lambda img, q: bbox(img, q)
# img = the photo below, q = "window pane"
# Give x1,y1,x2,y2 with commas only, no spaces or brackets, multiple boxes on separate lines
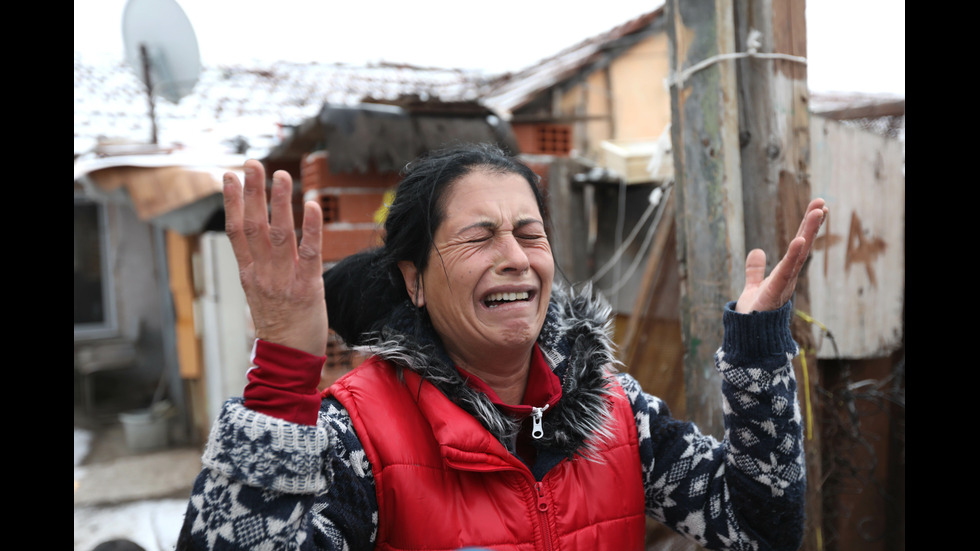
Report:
74,202,106,325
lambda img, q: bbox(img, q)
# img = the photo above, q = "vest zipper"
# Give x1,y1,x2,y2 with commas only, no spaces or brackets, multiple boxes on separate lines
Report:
535,481,554,551
531,404,549,439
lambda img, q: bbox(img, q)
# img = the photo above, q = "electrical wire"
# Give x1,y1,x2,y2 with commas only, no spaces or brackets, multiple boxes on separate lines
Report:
666,29,807,90
590,186,662,282
598,184,673,296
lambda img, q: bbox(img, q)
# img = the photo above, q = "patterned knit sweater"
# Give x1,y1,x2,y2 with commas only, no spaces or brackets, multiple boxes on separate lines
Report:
177,287,805,550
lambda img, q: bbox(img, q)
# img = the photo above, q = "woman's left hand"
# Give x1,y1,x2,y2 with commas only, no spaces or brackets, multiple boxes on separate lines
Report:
735,199,828,314
224,160,328,356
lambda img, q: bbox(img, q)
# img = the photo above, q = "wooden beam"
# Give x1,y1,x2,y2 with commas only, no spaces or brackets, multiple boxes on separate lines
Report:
667,0,745,438
817,99,905,121
166,230,202,379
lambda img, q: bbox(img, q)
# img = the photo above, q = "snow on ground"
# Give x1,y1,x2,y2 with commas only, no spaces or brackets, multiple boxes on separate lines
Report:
75,428,193,551
75,499,187,551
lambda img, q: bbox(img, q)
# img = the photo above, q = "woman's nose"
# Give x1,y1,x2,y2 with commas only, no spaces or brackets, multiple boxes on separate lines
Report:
495,235,530,274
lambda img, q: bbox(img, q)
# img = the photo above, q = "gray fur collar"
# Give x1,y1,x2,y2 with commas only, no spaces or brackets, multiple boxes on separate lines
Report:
357,284,619,459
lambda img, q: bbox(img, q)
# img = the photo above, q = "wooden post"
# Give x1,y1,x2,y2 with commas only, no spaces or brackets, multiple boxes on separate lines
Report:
734,0,811,261
733,1,822,548
663,0,822,547
548,158,590,283
666,0,745,437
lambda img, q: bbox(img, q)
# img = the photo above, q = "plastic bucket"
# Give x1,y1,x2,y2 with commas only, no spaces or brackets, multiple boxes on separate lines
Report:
119,409,168,451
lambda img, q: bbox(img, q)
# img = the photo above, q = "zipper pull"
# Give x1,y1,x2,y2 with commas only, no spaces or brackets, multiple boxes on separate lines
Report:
535,482,549,512
531,404,549,439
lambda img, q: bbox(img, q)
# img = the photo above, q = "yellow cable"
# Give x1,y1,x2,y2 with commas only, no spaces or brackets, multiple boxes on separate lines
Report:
793,308,830,442
794,309,829,333
799,349,814,440
795,309,830,549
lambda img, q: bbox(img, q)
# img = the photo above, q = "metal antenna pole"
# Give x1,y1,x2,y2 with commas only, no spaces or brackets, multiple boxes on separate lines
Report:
140,43,159,145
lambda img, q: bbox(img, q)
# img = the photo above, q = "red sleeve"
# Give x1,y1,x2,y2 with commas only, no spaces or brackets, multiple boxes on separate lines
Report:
243,339,325,426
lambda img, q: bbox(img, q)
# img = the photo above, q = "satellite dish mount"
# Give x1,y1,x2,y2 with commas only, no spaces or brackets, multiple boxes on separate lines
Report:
122,0,201,145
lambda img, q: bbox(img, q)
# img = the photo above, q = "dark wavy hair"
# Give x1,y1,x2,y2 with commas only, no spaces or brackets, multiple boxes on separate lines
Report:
323,143,549,346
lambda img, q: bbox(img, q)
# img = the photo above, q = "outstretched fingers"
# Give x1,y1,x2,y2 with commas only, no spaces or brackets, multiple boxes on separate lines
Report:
267,170,299,277
736,199,829,313
779,201,828,280
241,160,273,266
223,170,253,272
766,201,828,301
797,199,828,251
222,161,329,355
767,236,806,296
297,200,324,283
743,248,768,288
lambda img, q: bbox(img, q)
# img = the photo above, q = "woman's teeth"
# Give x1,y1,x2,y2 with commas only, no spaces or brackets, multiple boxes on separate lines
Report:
484,291,530,307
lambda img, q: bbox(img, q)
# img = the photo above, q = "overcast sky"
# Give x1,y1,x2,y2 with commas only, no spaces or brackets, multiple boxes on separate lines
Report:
74,0,904,95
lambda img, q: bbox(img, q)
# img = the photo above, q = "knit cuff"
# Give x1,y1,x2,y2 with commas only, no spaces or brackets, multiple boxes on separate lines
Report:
202,399,333,495
721,300,797,360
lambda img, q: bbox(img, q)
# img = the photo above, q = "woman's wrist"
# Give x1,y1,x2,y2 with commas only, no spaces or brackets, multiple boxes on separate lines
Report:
243,339,326,425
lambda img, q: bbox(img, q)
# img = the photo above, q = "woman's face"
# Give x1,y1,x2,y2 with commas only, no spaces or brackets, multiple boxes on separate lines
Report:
400,169,554,365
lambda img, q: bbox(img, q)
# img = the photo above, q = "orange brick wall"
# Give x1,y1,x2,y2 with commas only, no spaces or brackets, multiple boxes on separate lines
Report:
513,123,572,157
321,227,383,261
301,152,400,192
335,194,386,224
301,152,398,262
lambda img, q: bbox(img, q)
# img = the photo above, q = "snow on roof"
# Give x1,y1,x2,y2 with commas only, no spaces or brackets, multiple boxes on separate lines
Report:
74,54,493,158
75,8,670,158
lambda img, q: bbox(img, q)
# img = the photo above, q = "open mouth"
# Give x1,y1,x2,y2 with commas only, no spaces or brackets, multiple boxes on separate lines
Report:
483,291,532,308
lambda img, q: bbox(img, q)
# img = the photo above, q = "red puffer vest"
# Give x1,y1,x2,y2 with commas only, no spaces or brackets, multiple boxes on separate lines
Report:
327,356,646,551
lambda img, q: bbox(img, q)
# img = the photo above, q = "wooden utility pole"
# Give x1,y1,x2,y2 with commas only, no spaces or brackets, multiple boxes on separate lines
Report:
733,2,822,548
666,0,745,438
668,0,821,547
734,0,810,261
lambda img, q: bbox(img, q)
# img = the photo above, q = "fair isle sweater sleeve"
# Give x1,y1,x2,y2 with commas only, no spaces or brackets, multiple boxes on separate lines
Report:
617,300,805,551
176,397,378,550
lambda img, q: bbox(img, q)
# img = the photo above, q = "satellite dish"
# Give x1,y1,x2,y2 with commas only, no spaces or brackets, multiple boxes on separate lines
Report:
123,0,201,103
122,0,201,143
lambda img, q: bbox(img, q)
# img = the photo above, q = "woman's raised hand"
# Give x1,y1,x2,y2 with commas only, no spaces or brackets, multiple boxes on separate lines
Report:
224,160,328,356
735,199,828,314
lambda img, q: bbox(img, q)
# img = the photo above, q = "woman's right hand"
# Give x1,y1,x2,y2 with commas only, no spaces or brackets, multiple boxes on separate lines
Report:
224,160,328,356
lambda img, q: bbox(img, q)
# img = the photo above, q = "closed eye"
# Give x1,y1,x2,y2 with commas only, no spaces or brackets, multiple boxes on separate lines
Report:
518,233,545,241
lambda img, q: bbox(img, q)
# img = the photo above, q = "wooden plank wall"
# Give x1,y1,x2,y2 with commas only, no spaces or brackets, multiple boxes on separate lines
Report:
807,117,905,359
555,32,672,161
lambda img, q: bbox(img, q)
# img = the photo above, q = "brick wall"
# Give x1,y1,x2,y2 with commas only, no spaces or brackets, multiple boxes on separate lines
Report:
301,152,400,262
513,123,572,157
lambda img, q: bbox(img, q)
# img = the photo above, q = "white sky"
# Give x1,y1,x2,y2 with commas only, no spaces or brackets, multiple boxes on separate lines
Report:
74,0,904,95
